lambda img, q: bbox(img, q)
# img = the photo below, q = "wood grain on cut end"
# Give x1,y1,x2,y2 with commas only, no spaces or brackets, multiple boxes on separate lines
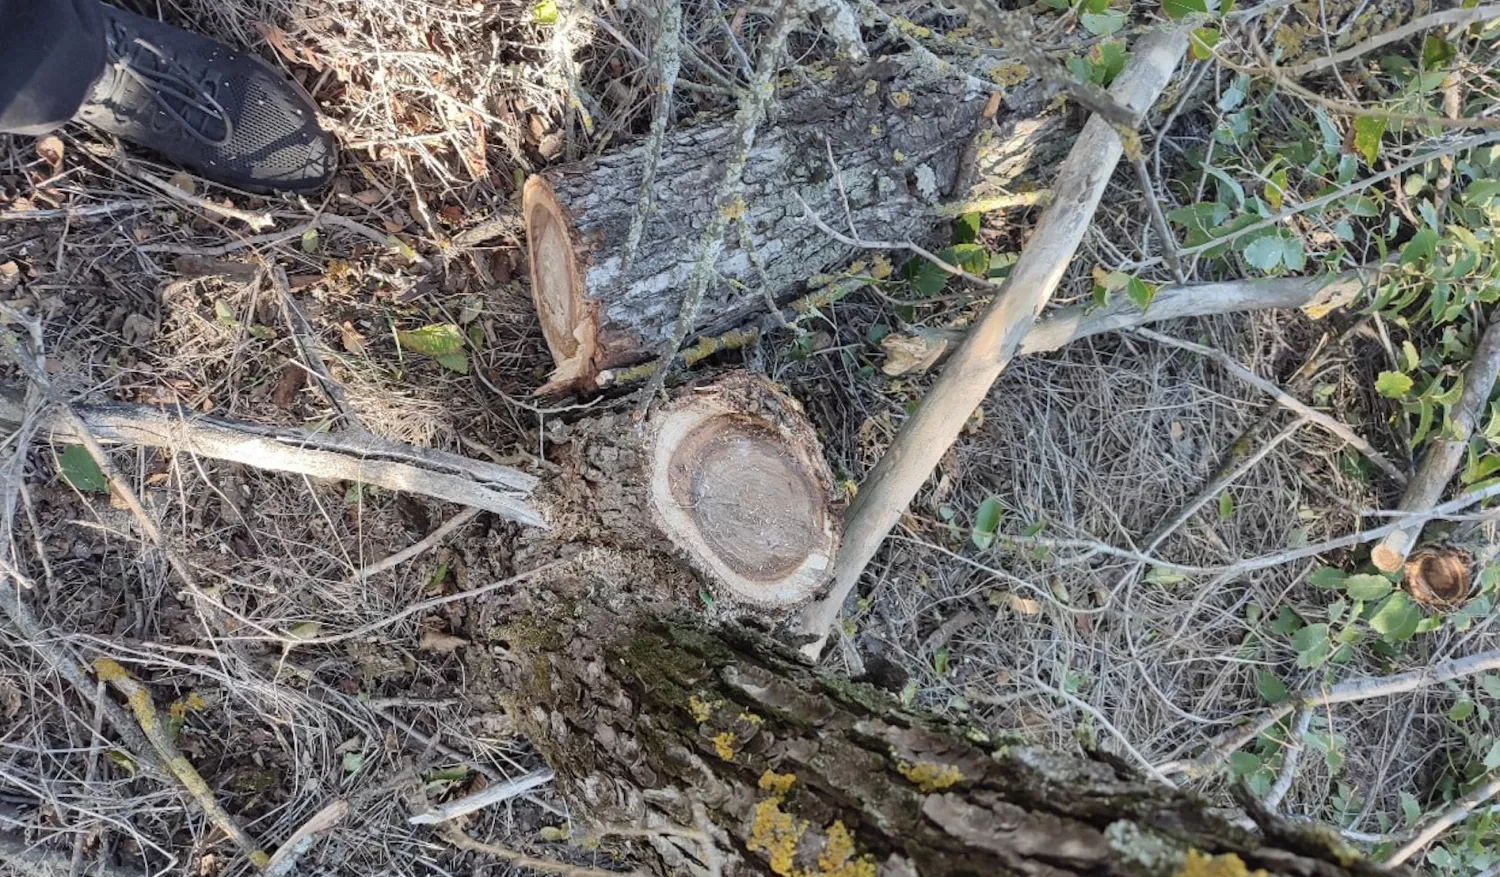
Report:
1371,542,1408,574
648,376,838,608
1404,547,1474,609
523,176,596,390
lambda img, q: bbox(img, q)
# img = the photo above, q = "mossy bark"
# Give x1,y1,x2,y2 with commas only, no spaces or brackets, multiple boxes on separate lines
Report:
467,593,1395,877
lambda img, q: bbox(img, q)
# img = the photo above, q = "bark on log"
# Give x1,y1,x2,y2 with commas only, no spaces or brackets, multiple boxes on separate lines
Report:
527,372,841,609
524,55,1064,391
465,590,1391,877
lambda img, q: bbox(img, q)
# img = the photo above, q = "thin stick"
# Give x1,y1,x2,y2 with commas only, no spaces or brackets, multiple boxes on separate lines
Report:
1263,708,1311,810
620,0,682,270
1133,328,1408,485
272,266,359,431
1387,773,1500,866
408,769,555,825
796,29,1190,657
128,169,276,231
1029,677,1177,787
1132,157,1186,283
94,658,270,869
247,558,569,645
636,2,804,410
356,507,483,580
1372,310,1500,570
1281,5,1500,76
68,680,108,877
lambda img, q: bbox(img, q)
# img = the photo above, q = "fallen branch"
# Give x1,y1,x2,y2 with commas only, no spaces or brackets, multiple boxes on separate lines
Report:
408,769,555,825
796,28,1190,656
1280,4,1500,77
437,823,636,877
1372,309,1500,571
94,658,270,869
1132,328,1408,485
0,389,543,527
1160,647,1500,778
356,507,483,580
1387,772,1500,866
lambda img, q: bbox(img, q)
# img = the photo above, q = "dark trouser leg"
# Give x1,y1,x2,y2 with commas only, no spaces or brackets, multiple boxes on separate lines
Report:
0,0,105,134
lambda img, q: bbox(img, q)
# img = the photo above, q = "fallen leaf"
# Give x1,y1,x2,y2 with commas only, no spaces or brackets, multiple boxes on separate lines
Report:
419,629,469,653
339,322,368,356
881,332,949,376
272,362,307,409
168,172,198,197
0,261,20,292
35,136,64,174
353,189,384,206
121,313,156,346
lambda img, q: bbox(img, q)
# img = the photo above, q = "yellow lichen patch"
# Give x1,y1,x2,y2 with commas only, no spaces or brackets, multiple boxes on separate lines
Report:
896,760,963,793
748,796,807,876
738,711,765,726
814,820,877,877
759,769,798,796
891,90,913,109
893,150,906,163
689,694,721,723
93,657,129,683
868,123,881,136
864,79,879,97
184,692,207,711
871,256,893,280
713,731,738,761
990,61,1030,87
1177,850,1268,877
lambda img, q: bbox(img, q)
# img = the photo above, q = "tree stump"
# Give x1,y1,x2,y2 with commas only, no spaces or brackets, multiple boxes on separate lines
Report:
524,56,1064,391
530,372,840,610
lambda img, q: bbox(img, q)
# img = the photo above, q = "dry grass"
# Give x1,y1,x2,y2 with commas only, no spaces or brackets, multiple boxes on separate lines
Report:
2,1,1500,875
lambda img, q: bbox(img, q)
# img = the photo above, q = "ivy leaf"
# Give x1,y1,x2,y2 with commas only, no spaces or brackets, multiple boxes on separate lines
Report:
1353,116,1387,166
1243,235,1284,271
970,496,1002,550
1308,566,1346,589
1080,9,1127,35
1163,0,1209,19
1292,623,1331,668
396,323,465,358
1343,574,1393,601
1450,699,1476,721
59,445,108,494
1375,371,1414,399
1400,792,1422,824
953,212,982,245
1228,751,1262,776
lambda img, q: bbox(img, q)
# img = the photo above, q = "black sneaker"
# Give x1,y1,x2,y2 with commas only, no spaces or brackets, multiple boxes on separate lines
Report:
74,3,336,193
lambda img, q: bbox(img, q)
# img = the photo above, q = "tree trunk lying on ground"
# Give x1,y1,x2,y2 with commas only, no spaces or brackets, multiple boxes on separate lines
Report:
524,54,1065,391
467,586,1388,876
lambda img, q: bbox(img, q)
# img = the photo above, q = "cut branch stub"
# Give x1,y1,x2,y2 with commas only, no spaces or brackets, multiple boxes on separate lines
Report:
1404,546,1474,609
646,374,839,607
524,176,597,391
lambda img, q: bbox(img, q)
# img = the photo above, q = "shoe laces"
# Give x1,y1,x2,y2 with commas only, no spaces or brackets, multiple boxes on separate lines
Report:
104,29,234,147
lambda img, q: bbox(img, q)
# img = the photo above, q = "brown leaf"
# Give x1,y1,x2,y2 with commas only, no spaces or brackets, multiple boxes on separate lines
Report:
35,136,64,174
271,362,307,409
419,629,469,653
0,261,20,292
338,321,368,356
121,313,156,346
881,332,949,376
168,171,198,197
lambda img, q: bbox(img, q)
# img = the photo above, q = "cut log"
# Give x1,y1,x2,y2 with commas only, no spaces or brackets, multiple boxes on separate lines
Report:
530,372,840,609
463,591,1380,877
524,56,1065,391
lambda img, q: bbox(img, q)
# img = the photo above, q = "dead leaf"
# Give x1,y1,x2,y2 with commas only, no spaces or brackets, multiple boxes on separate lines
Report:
0,262,20,292
272,362,307,409
988,591,1041,615
419,629,469,653
339,322,368,356
463,110,489,180
35,136,64,174
881,332,949,376
353,189,384,206
121,313,156,346
168,171,197,197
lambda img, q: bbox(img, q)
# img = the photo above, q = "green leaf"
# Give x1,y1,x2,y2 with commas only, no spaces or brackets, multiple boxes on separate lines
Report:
1126,276,1158,311
397,323,465,358
1297,638,1332,669
1218,491,1234,520
1080,9,1127,35
59,445,108,494
434,352,470,375
909,259,949,297
1228,751,1262,776
1092,40,1128,86
1400,791,1422,824
1189,27,1221,60
1450,699,1476,721
1353,116,1387,166
1482,674,1500,700
1265,167,1288,212
1370,592,1421,641
531,0,559,25
1256,671,1290,704
287,621,321,640
934,646,950,675
300,227,321,253
1163,0,1209,19
970,496,1002,550
214,299,237,325
1243,235,1284,271
1400,227,1438,265
1292,623,1329,653
1422,35,1455,68
1375,371,1414,399
1343,574,1392,601
342,751,366,773
1484,738,1500,771
953,212,982,245
1308,566,1347,589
